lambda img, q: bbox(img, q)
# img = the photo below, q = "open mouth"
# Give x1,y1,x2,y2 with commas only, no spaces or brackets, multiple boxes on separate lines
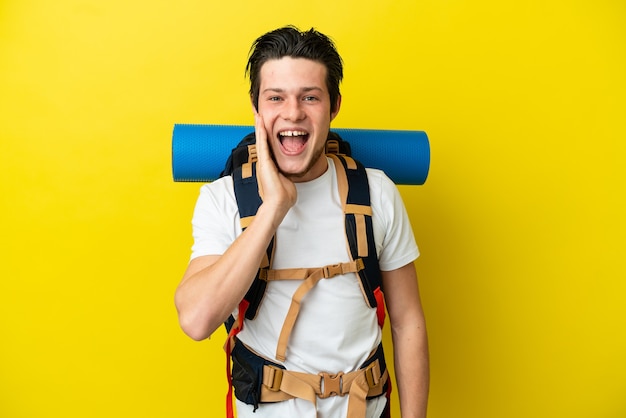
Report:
278,130,309,154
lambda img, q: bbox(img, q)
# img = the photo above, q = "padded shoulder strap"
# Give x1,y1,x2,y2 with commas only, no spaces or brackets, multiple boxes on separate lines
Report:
228,162,273,323
328,154,384,311
232,161,261,229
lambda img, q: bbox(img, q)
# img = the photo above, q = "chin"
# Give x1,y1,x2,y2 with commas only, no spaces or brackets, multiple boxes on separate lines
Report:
278,163,308,179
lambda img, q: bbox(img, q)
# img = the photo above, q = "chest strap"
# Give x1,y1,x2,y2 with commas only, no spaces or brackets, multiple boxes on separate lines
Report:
264,259,365,362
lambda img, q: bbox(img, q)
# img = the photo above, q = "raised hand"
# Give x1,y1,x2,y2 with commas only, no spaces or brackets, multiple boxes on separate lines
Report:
254,113,297,219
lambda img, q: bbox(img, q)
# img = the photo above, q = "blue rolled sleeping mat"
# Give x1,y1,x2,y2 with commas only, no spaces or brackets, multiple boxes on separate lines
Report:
172,124,430,185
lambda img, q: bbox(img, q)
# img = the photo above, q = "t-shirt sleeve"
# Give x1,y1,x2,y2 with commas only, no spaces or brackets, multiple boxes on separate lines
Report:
190,177,240,260
369,170,420,271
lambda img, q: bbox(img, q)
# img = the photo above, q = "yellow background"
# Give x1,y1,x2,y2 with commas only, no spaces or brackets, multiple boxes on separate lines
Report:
1,1,625,417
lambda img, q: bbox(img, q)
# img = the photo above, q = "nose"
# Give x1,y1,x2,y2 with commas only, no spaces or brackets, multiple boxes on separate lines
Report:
282,98,305,122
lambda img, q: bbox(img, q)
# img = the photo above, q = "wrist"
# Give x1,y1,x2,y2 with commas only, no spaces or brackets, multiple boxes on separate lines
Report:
256,201,290,230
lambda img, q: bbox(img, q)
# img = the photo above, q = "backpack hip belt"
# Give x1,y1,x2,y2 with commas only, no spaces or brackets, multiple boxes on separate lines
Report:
261,359,388,417
231,337,390,417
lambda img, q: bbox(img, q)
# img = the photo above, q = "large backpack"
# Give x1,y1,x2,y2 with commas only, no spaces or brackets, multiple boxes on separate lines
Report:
220,131,391,418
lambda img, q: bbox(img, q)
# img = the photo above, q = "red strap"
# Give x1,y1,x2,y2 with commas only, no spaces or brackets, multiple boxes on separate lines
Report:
374,287,386,328
375,287,392,416
225,299,250,418
225,348,234,418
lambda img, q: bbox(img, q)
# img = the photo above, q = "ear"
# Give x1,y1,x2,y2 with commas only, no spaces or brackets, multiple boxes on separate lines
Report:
330,95,342,121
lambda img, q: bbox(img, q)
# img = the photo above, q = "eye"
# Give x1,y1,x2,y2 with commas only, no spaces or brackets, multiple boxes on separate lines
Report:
303,96,319,102
268,96,282,102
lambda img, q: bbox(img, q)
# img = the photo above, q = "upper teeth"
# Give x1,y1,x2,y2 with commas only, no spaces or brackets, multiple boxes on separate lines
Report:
280,131,307,137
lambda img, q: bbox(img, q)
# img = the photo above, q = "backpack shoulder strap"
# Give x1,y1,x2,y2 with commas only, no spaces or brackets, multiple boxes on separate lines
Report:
328,153,386,327
224,161,273,330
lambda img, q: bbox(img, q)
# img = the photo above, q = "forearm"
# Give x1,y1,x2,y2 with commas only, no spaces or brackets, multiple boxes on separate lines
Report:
392,321,430,418
175,203,284,340
383,263,430,417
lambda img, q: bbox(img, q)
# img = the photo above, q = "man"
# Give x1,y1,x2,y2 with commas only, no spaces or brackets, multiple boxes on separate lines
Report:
175,26,429,418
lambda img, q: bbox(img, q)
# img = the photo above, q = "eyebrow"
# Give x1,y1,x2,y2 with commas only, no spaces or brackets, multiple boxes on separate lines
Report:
261,86,324,94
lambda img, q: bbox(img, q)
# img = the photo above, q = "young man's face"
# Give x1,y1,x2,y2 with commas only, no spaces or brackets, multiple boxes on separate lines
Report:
256,57,340,183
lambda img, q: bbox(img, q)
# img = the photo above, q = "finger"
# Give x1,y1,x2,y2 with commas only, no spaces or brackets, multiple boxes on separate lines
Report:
254,113,268,199
254,113,269,162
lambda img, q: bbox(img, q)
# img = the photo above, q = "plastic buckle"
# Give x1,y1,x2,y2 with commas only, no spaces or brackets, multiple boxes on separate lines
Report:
355,258,365,272
364,362,380,388
247,144,257,163
325,139,339,155
266,367,283,392
322,263,342,278
319,372,344,398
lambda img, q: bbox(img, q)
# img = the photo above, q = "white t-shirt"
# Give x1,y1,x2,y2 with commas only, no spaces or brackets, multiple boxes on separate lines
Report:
190,157,419,418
